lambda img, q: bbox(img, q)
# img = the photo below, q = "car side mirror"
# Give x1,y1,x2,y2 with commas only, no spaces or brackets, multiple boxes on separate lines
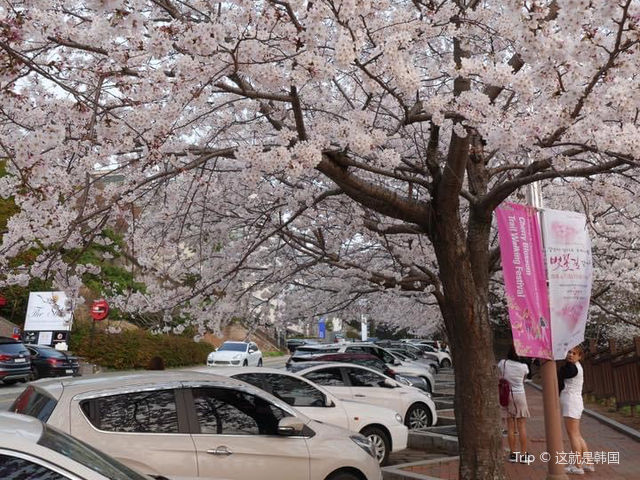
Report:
324,396,335,407
277,417,305,436
382,378,397,388
393,359,401,366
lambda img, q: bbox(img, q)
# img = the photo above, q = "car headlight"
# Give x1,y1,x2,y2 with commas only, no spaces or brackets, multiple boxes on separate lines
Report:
350,434,376,459
207,353,215,360
395,413,403,424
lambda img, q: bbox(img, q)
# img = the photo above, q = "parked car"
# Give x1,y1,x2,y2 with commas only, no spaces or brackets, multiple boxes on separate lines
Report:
374,340,439,372
206,341,263,367
290,352,431,394
416,344,452,367
11,371,382,480
26,344,80,380
285,338,319,353
288,342,435,393
0,411,215,480
198,366,408,465
0,336,31,385
295,363,438,430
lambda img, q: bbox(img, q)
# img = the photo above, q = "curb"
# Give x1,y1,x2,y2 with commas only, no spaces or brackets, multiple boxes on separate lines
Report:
528,381,640,442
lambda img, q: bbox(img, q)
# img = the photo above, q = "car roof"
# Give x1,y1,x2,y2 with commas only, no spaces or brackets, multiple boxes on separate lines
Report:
222,341,249,344
190,366,284,377
294,362,386,376
315,352,380,360
0,336,21,344
30,370,267,401
0,411,43,445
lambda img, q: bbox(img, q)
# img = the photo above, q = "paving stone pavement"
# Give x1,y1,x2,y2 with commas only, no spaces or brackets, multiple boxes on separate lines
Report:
392,384,640,479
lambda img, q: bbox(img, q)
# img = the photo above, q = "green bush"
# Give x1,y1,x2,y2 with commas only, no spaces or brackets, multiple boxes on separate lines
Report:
69,321,212,370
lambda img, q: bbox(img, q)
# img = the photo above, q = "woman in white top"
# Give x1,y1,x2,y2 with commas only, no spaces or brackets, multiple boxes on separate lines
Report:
498,346,530,463
558,345,593,474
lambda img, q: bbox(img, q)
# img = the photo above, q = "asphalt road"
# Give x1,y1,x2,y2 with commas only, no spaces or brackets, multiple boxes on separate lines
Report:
0,355,290,411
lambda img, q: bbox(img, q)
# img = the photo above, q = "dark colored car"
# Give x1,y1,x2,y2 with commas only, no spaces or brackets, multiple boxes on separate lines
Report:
0,337,31,384
25,344,80,380
285,338,319,354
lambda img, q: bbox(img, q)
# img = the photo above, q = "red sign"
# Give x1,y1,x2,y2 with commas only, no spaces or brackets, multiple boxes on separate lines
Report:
0,295,7,307
90,299,109,321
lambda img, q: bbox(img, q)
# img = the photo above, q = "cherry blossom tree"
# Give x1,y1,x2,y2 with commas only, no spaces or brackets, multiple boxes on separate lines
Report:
1,1,640,478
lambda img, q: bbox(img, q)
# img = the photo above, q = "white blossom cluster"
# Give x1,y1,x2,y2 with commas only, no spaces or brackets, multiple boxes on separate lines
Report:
0,0,639,341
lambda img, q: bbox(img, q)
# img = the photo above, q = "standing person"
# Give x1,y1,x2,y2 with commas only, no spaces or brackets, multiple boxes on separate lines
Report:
498,346,531,463
558,345,593,474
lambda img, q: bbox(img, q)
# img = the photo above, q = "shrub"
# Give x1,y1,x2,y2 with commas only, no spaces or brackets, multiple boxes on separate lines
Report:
69,321,211,369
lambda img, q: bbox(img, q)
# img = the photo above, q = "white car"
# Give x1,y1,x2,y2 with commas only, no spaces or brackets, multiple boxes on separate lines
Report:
196,367,409,465
0,411,220,480
417,344,452,367
295,363,438,430
10,371,382,480
290,342,435,392
207,341,262,367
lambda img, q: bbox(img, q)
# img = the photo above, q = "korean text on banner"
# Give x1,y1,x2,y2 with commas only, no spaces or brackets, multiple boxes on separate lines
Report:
541,209,593,360
496,203,552,359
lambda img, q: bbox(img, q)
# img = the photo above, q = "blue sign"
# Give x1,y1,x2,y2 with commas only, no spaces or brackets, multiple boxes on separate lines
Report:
318,319,326,339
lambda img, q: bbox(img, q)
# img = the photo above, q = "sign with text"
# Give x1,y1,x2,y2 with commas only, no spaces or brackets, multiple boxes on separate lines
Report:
24,292,73,332
541,209,592,360
496,203,552,359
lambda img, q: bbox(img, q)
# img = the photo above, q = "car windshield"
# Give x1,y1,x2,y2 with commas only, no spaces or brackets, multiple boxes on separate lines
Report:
218,343,247,352
38,423,149,480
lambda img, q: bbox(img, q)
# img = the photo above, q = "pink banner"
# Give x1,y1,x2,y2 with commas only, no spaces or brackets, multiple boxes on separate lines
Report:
496,203,552,359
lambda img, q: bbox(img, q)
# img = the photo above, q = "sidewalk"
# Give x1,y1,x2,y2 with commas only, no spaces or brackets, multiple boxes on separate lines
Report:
392,384,640,479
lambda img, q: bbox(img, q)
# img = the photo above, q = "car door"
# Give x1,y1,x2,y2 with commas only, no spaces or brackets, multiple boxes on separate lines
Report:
233,372,350,430
248,343,260,365
301,367,353,401
342,367,402,413
69,388,198,476
187,386,310,480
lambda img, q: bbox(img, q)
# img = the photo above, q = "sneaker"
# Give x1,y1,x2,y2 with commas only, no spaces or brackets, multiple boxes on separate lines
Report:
582,464,595,472
508,453,518,463
565,465,585,475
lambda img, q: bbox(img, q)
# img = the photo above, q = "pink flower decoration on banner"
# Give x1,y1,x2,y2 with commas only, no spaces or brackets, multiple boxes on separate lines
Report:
550,221,579,243
558,302,587,330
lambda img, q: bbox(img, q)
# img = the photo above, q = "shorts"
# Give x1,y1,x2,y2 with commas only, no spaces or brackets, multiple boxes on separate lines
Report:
501,391,530,419
560,392,583,419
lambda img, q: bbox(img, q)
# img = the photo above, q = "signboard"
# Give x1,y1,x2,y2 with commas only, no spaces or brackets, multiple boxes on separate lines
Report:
541,209,593,360
318,318,326,339
24,292,73,332
37,331,53,346
496,203,553,359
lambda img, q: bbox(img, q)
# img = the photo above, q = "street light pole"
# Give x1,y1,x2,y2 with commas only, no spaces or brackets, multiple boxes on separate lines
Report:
526,177,568,480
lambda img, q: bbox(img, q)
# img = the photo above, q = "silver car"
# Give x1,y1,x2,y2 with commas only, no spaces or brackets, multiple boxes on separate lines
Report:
10,371,382,480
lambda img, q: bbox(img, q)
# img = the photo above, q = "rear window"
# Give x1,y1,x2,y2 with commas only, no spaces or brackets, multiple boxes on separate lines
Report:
10,386,58,422
0,342,29,355
39,424,149,480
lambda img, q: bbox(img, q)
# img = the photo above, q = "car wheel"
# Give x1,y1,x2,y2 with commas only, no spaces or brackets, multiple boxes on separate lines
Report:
242,359,248,366
405,402,433,430
257,358,263,367
29,369,39,381
360,426,390,466
326,472,359,480
441,358,452,368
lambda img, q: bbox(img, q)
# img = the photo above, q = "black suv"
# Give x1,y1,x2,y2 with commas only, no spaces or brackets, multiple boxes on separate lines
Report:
0,337,31,384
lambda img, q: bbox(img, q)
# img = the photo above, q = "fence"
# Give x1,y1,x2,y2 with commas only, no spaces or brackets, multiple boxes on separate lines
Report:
582,336,640,409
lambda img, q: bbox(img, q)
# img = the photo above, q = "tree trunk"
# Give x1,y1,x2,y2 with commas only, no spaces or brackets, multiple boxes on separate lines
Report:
433,217,504,480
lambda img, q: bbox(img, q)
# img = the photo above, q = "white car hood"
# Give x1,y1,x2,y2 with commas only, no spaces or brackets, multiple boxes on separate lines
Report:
210,351,245,361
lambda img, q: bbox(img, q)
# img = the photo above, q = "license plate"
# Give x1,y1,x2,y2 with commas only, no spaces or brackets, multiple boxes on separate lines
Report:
14,358,26,363
65,369,73,374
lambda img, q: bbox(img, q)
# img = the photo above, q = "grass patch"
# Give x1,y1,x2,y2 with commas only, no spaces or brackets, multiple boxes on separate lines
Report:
263,350,285,357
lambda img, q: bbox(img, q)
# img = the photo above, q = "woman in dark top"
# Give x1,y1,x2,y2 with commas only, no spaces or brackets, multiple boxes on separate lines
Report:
558,345,593,474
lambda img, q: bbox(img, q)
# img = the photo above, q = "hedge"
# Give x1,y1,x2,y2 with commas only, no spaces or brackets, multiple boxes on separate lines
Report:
69,321,212,370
